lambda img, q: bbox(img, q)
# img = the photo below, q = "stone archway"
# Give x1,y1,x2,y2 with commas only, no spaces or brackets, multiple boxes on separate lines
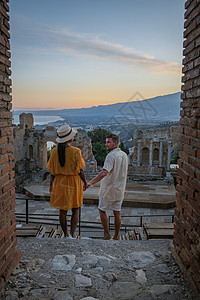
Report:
153,148,159,164
39,127,57,169
142,147,149,165
29,144,33,159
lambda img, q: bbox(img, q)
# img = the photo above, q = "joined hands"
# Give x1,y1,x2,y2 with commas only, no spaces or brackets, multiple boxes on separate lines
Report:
83,181,92,191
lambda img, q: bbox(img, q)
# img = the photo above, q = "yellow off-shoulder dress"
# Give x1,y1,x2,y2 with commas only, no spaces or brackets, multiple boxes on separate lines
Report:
47,146,85,211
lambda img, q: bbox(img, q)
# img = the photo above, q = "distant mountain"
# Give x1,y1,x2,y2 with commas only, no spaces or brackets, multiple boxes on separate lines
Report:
13,92,182,125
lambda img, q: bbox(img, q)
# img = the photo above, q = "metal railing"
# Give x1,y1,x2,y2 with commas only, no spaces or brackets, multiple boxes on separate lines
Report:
109,214,174,233
15,197,174,238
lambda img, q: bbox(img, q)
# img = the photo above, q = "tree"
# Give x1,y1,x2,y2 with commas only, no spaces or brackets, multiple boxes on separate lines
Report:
88,127,112,144
92,142,108,166
88,128,111,166
88,127,129,165
119,142,129,155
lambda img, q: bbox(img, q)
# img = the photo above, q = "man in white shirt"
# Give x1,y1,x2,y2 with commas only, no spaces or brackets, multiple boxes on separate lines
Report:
88,134,128,240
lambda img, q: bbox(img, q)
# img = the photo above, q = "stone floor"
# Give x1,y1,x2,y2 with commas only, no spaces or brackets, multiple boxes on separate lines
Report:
0,238,197,300
23,180,176,209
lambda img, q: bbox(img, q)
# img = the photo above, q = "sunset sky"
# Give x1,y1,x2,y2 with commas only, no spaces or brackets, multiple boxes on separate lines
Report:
10,0,185,110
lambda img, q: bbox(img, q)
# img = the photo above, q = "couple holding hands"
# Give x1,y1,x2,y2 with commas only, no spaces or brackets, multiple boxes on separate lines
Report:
47,124,128,240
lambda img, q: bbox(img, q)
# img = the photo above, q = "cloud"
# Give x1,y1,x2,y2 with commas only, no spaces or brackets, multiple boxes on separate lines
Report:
46,28,181,75
12,18,181,75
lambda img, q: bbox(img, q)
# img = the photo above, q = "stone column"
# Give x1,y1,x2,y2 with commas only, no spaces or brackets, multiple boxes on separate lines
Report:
137,139,141,166
149,139,153,166
159,138,163,167
167,139,172,172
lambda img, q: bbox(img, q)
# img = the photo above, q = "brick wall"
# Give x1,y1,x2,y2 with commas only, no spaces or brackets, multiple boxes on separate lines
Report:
172,0,200,291
0,0,21,289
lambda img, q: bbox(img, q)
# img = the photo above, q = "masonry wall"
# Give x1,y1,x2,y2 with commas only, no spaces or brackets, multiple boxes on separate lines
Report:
172,0,200,291
0,0,21,289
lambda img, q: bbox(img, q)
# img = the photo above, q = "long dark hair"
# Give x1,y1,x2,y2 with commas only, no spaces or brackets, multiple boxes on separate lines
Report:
58,142,66,167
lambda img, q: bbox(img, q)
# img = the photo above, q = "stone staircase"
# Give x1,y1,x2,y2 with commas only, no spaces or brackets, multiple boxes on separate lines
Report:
16,222,174,240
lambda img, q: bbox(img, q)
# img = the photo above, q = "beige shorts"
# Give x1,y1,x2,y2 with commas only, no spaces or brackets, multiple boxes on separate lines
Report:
98,197,123,212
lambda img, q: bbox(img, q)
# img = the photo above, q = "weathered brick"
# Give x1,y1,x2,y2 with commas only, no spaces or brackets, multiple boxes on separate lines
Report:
184,126,198,138
0,24,10,39
186,87,200,98
9,170,15,179
8,153,14,162
189,118,198,128
177,168,189,182
5,67,11,76
0,155,8,165
188,176,200,193
183,40,195,55
186,68,200,80
0,136,7,144
185,0,200,20
2,179,15,194
7,135,13,143
0,127,13,137
3,18,10,31
1,162,14,176
0,110,12,119
193,108,200,117
184,4,200,27
182,61,194,72
183,48,200,64
185,0,192,10
2,249,21,282
0,223,9,240
180,117,190,126
0,174,9,187
193,76,200,88
180,98,200,108
195,35,200,47
189,156,200,170
4,223,16,241
0,144,14,155
184,20,197,38
179,134,191,145
0,5,9,20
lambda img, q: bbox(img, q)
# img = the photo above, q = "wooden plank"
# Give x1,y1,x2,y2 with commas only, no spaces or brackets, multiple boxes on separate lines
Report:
145,228,174,239
51,229,64,238
43,227,55,237
143,223,174,229
16,224,43,237
16,224,42,230
128,231,135,240
37,226,46,238
138,227,146,240
16,229,39,237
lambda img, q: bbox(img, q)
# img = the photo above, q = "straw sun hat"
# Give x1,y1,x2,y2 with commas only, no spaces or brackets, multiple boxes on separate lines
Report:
56,124,77,143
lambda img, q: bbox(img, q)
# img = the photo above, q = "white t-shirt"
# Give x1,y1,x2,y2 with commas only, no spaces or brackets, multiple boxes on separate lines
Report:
99,148,128,201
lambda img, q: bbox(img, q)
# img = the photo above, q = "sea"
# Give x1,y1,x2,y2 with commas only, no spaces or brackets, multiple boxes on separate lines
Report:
12,114,64,126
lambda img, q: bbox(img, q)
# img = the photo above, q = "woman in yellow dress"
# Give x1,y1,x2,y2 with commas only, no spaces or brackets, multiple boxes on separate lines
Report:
47,124,87,238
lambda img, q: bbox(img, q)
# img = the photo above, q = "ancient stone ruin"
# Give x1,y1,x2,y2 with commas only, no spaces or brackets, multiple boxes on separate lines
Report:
13,113,97,190
129,126,179,180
